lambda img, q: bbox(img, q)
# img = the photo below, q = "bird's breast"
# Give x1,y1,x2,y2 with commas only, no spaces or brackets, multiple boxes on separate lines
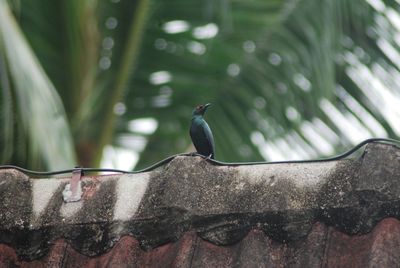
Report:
190,118,206,133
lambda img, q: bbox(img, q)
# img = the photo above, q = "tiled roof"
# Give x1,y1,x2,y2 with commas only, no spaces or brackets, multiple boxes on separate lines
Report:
1,143,400,267
2,219,400,267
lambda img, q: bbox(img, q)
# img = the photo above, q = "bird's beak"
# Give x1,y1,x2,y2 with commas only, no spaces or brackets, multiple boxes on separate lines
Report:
204,103,211,109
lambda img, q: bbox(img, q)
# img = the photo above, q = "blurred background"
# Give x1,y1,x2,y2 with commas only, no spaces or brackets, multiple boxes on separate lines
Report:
1,0,400,171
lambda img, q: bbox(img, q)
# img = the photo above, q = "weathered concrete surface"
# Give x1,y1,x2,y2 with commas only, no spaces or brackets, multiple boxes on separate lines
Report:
2,218,400,267
1,143,400,263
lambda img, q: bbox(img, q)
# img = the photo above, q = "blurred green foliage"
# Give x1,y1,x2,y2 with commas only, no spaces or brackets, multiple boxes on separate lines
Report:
0,0,399,170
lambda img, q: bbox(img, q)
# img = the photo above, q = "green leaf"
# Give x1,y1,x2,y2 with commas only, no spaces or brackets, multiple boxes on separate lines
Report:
0,0,76,169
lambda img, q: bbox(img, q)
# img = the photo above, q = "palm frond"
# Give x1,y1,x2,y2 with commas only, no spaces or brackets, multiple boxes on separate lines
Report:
0,0,76,169
130,0,400,168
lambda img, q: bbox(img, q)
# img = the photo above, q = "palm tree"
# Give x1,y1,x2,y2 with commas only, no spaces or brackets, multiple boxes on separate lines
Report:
1,0,399,171
0,0,150,169
127,0,400,167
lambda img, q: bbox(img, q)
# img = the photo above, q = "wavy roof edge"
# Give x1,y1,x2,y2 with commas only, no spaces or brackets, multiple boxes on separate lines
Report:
1,143,400,260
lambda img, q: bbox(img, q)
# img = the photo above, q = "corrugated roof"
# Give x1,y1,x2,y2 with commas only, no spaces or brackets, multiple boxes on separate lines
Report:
2,219,400,267
1,143,400,267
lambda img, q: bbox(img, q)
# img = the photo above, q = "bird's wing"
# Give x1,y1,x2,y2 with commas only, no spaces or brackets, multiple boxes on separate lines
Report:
203,121,215,157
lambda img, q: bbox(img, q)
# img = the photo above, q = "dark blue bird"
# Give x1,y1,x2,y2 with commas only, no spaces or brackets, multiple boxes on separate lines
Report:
190,103,215,159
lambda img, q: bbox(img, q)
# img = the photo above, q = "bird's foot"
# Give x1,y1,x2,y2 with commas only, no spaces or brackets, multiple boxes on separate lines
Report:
187,152,213,160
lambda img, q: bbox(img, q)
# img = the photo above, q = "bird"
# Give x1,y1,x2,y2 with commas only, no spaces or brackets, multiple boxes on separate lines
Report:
190,103,215,159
